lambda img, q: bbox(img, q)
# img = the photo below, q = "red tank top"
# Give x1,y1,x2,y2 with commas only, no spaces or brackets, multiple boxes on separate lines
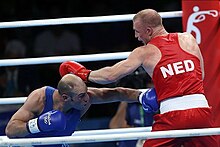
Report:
150,33,204,102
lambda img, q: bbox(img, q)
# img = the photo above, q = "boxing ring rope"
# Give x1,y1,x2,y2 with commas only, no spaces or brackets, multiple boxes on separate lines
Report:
0,127,152,144
0,52,131,67
0,97,26,104
1,127,220,146
0,11,182,29
1,10,218,145
73,127,152,136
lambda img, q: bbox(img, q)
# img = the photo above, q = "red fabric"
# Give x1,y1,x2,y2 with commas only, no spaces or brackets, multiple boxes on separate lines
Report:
150,33,204,102
144,108,217,147
182,0,220,145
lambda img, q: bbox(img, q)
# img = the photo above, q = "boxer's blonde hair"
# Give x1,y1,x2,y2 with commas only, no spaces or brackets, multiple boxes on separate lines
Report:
133,9,162,28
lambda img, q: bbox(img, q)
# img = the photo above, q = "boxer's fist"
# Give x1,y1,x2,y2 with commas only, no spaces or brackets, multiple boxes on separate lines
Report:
27,110,66,134
139,88,159,113
59,61,91,82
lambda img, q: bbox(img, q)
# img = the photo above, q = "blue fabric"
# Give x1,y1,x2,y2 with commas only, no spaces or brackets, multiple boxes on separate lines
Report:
41,86,54,114
141,88,159,113
118,103,154,147
26,86,81,147
126,103,154,127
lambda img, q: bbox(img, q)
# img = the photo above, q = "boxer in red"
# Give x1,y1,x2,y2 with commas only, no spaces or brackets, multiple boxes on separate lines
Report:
59,9,218,146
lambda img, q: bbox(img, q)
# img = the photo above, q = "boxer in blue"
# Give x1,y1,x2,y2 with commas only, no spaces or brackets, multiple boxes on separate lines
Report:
6,74,158,147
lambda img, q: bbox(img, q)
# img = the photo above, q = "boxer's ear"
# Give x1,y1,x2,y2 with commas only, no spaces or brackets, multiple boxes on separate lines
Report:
146,26,153,36
62,93,69,101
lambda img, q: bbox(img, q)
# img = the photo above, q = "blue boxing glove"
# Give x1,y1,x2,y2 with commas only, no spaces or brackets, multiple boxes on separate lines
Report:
27,110,66,134
139,88,159,113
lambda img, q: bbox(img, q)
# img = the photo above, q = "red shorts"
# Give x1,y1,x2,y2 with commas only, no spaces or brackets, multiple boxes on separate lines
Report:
144,107,218,147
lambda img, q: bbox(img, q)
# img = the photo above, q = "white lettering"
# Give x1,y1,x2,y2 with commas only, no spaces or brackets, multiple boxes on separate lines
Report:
160,60,195,78
160,64,174,78
173,61,185,74
184,60,194,71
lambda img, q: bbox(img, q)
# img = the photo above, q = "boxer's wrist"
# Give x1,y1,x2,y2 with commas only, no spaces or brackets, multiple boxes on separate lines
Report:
138,92,144,104
27,118,41,134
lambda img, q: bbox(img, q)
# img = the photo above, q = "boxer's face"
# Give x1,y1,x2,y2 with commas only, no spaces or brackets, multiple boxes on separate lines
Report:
133,19,152,45
70,86,90,110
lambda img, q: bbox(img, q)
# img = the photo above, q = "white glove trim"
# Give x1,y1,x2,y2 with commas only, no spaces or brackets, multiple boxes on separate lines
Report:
138,92,144,104
138,89,150,104
27,118,40,134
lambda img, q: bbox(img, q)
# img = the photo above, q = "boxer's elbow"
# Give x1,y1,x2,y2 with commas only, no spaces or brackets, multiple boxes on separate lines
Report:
5,121,26,138
5,123,16,138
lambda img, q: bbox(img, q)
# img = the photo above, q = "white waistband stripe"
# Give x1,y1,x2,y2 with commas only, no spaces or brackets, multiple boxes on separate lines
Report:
160,94,209,114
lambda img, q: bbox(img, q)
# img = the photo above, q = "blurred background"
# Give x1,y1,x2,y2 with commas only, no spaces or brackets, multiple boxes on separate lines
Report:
0,0,182,146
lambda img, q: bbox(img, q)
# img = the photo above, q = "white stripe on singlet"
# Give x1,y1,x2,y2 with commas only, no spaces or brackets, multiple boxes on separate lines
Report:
160,94,209,114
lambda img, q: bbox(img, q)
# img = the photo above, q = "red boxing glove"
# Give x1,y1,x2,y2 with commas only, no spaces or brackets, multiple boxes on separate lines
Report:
59,61,91,82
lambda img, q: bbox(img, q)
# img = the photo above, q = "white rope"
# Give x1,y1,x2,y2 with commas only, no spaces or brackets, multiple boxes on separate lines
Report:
73,127,152,136
0,11,182,29
0,127,152,144
0,52,130,67
1,127,220,146
0,97,26,105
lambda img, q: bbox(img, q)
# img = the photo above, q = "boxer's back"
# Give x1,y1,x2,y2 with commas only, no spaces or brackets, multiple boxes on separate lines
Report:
149,33,204,102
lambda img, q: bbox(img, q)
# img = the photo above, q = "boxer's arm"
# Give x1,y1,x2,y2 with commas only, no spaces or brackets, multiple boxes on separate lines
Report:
88,87,141,104
89,48,144,84
188,33,205,79
179,33,205,79
109,102,129,129
5,88,45,138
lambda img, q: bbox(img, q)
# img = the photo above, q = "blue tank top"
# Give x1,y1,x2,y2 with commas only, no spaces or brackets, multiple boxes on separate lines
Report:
118,103,154,147
26,86,81,147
